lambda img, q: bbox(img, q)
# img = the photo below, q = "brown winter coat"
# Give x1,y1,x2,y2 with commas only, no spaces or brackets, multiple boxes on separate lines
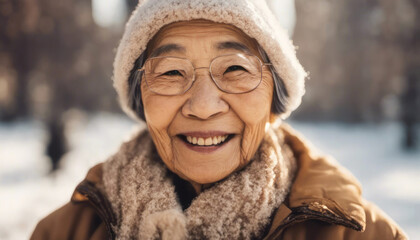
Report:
31,124,407,240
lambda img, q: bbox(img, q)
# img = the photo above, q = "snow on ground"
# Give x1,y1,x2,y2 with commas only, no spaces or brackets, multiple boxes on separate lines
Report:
0,112,141,240
0,113,419,239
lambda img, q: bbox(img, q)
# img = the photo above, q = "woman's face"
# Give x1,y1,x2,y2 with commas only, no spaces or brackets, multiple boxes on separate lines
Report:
141,20,274,184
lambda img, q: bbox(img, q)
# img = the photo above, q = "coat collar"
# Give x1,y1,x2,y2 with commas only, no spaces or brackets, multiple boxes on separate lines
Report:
264,124,366,238
71,123,366,239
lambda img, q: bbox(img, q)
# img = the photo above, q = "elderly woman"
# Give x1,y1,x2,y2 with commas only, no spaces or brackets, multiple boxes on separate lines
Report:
31,0,406,239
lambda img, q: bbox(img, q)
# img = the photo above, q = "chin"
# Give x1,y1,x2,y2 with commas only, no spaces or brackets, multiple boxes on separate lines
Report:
187,173,227,185
178,161,239,184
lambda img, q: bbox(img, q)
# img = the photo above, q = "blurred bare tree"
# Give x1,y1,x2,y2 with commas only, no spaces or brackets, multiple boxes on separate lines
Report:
0,0,123,170
401,0,419,149
293,0,418,124
0,0,36,121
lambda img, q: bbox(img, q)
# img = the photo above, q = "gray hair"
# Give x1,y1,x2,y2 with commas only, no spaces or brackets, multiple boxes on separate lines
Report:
127,45,288,121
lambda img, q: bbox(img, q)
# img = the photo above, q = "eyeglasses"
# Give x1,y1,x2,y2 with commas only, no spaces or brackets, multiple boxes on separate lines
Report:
137,53,272,96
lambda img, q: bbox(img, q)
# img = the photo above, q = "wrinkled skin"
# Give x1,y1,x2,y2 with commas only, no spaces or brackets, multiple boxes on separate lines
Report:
141,20,274,192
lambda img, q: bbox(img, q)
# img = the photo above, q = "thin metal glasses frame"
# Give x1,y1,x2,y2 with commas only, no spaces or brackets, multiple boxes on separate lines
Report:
137,53,272,96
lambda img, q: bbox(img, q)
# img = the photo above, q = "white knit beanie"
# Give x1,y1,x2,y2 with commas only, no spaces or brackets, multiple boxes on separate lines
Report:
113,0,307,121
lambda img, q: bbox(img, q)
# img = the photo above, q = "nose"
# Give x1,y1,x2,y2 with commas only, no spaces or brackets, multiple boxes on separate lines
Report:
181,71,229,120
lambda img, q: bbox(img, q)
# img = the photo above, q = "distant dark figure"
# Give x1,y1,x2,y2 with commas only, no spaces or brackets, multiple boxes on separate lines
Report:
46,120,67,171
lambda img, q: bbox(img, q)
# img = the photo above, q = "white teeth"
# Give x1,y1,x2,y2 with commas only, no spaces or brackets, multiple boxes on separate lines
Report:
205,137,212,146
185,134,230,145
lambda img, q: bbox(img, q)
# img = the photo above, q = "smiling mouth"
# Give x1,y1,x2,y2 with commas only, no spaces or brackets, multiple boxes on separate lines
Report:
177,134,235,147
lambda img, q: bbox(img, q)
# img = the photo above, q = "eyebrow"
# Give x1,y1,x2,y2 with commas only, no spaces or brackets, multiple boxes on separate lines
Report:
150,41,252,57
149,44,186,57
217,41,252,54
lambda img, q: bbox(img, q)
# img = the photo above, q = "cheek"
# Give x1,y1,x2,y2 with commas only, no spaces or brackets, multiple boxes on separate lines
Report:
227,74,273,162
141,79,188,129
141,83,185,169
142,93,175,129
230,73,273,124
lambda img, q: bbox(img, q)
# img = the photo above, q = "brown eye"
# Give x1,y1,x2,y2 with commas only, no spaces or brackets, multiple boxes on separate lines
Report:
162,70,182,76
224,65,247,73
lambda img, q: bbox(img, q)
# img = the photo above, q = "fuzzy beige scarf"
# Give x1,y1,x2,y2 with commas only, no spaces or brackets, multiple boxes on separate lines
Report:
102,127,296,240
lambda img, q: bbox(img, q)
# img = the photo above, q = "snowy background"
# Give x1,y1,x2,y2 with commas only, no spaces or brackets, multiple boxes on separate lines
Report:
0,113,419,239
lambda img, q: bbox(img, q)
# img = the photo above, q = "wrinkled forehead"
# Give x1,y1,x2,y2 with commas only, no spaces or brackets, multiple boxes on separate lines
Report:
146,19,261,58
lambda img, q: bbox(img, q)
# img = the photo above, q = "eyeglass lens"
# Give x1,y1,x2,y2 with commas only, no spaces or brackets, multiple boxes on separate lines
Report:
143,54,263,95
